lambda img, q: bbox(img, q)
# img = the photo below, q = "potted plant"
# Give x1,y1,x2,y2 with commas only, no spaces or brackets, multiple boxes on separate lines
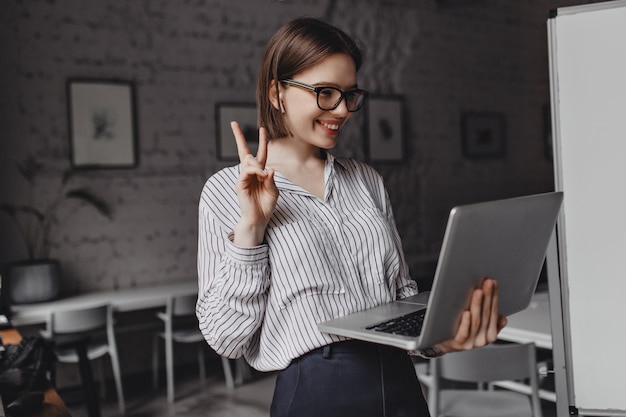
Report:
0,156,114,304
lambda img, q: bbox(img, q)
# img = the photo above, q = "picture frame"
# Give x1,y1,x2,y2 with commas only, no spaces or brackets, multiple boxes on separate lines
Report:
215,102,258,161
366,95,406,162
67,79,138,168
461,111,506,159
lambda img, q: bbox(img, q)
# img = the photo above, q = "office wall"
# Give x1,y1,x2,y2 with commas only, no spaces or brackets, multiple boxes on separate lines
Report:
1,0,609,381
0,0,600,292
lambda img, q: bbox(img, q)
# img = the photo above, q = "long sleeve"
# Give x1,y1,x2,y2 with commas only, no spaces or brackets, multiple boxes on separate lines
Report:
384,190,419,300
196,169,271,359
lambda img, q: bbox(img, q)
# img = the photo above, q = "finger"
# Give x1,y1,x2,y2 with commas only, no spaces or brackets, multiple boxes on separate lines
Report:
255,127,269,167
486,280,503,341
468,287,483,341
240,164,268,179
231,121,252,162
263,167,276,184
497,315,508,331
263,168,279,197
478,279,495,340
240,153,266,177
447,309,471,348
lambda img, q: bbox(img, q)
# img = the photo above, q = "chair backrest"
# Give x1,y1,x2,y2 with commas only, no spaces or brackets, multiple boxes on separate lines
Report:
171,294,197,317
436,342,537,382
431,342,542,417
157,294,199,335
50,304,109,334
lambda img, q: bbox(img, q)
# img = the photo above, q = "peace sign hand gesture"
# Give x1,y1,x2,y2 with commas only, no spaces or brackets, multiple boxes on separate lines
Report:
231,121,279,247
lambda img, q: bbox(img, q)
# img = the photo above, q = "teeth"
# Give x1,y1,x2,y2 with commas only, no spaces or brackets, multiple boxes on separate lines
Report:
320,121,340,131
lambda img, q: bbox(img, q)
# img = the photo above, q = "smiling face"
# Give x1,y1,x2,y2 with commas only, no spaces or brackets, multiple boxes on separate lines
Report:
275,53,358,151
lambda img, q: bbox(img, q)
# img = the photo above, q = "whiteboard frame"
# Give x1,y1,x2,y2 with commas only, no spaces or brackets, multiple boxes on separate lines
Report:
548,1,626,415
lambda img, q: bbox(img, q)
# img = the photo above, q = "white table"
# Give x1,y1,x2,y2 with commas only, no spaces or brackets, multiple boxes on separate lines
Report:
498,290,552,349
10,280,198,326
10,279,256,389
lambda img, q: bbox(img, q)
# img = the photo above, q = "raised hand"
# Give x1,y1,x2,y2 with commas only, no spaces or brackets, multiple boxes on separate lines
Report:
434,278,508,354
231,121,279,247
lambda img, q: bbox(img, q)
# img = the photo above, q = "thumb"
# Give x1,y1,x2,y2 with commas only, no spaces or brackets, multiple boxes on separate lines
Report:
264,168,279,194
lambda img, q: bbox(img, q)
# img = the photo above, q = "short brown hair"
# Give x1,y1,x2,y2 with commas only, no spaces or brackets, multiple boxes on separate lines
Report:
256,17,363,139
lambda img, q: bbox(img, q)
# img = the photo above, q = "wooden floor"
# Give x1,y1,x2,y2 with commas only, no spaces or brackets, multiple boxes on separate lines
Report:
66,364,558,417
67,369,276,417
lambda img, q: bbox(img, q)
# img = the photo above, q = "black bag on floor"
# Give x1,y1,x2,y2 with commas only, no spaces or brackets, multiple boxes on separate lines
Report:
0,335,56,404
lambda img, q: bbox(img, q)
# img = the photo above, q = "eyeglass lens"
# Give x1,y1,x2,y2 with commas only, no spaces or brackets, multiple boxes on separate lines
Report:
318,87,366,111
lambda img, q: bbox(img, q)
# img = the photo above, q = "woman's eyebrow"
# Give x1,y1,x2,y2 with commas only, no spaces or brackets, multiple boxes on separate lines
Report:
311,81,360,89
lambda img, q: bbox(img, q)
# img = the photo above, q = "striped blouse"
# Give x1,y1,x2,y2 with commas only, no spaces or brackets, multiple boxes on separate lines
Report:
196,152,418,372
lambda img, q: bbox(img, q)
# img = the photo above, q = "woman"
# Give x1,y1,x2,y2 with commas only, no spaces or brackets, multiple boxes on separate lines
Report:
197,17,506,417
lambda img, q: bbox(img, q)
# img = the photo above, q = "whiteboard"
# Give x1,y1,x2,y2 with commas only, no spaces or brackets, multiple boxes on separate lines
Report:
549,1,626,415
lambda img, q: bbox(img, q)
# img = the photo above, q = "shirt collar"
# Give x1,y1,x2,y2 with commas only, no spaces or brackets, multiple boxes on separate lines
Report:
271,151,345,197
324,150,347,171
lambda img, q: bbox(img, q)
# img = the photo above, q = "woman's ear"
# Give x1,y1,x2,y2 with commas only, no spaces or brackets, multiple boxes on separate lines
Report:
269,80,282,112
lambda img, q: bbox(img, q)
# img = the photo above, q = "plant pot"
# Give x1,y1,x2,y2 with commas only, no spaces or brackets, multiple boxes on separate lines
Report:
5,259,61,304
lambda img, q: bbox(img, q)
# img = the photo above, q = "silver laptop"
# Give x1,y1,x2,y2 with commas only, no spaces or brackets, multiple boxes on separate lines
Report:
318,192,563,351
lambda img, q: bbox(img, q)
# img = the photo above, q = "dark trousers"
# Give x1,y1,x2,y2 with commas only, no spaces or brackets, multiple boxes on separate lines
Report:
270,340,430,417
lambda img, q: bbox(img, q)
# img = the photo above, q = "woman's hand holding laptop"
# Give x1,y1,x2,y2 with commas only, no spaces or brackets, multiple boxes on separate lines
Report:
417,278,508,357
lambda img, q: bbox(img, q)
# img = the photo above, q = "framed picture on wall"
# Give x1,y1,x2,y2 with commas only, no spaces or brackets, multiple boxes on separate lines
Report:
67,79,138,168
461,112,506,159
215,102,258,161
366,95,406,162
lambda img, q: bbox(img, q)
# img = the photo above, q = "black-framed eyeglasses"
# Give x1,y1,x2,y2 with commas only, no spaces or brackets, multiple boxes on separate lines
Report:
280,79,369,112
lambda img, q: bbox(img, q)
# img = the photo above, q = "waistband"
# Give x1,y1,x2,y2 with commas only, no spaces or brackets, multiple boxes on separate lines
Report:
307,340,404,359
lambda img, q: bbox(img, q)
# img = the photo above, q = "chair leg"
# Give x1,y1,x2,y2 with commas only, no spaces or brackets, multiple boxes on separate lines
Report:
165,334,174,404
96,359,106,400
109,350,125,415
197,345,206,384
221,357,235,390
49,363,57,388
152,334,160,389
234,357,252,386
75,341,101,417
106,306,126,415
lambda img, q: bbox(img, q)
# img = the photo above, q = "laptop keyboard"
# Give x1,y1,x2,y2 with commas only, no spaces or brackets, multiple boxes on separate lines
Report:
366,309,427,337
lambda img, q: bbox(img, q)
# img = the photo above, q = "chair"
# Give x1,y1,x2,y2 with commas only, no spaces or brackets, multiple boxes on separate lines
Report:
151,294,235,404
45,304,125,416
429,343,542,417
